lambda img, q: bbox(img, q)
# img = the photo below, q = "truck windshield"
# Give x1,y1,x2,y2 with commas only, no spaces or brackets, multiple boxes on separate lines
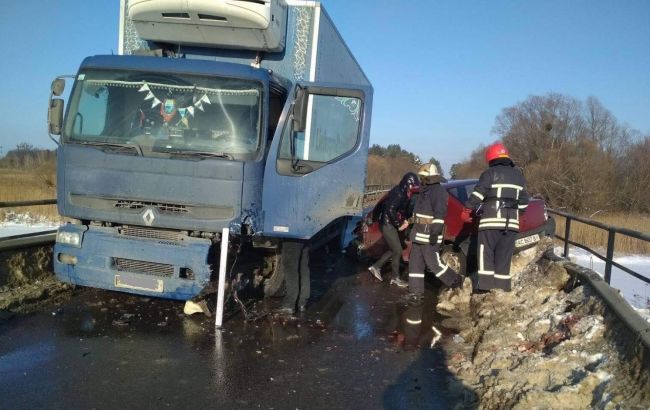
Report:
63,69,262,159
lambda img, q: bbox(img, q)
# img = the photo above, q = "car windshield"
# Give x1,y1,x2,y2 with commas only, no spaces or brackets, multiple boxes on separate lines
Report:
63,69,263,159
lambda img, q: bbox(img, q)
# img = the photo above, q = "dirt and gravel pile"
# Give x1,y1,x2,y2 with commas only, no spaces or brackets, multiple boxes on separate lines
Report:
0,245,73,315
0,245,53,287
437,237,650,408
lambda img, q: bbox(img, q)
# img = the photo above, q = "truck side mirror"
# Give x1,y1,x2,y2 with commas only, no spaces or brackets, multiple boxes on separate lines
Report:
292,88,308,133
48,98,64,135
51,78,65,96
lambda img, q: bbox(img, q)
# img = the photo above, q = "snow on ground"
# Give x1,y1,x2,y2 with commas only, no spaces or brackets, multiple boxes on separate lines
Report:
557,246,650,322
0,213,59,238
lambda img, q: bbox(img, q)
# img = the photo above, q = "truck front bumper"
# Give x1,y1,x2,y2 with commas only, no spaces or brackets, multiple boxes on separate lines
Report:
53,224,212,300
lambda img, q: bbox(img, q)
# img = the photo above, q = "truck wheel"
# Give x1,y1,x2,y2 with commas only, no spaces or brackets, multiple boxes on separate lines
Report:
441,246,467,276
262,251,285,297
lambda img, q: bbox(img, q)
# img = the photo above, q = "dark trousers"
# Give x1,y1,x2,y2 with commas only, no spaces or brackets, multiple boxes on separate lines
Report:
282,241,310,309
372,223,402,280
474,229,516,291
408,243,460,294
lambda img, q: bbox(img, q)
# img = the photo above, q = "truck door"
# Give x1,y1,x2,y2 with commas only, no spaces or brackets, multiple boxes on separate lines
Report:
262,83,372,239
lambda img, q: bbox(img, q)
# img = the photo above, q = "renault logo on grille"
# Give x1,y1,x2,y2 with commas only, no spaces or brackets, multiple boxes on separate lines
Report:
143,208,155,226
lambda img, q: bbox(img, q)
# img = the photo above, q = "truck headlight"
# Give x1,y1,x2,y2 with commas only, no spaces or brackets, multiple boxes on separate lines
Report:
57,231,81,247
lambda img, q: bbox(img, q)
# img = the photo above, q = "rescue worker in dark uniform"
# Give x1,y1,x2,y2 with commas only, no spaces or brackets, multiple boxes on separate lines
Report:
407,163,462,295
368,172,419,288
403,163,462,338
462,142,529,292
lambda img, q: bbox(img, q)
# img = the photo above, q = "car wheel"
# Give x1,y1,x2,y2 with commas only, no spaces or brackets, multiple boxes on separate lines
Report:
441,246,467,276
544,216,556,237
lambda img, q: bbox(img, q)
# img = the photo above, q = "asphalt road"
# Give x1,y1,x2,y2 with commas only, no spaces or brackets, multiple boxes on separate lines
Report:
0,253,474,409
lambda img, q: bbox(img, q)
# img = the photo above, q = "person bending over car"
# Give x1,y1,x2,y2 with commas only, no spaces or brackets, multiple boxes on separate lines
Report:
407,163,462,296
367,172,419,288
462,142,529,292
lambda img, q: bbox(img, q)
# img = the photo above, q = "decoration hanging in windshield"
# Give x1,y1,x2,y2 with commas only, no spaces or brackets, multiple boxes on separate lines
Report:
138,82,212,119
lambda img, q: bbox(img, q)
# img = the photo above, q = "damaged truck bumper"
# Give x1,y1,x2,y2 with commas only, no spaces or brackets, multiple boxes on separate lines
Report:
53,224,212,300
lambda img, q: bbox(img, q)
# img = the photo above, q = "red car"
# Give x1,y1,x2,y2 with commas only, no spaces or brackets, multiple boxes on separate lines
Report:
350,179,554,274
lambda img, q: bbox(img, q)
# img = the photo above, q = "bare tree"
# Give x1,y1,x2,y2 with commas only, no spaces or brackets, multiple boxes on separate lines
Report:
468,93,639,213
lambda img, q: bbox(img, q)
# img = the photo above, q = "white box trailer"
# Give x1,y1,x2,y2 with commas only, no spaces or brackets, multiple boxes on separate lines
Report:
119,0,371,87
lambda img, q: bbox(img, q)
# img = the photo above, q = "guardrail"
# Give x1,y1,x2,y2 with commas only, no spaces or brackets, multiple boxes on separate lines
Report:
0,230,57,252
364,184,392,193
0,199,57,208
363,184,391,206
0,188,394,249
0,199,58,251
548,208,650,285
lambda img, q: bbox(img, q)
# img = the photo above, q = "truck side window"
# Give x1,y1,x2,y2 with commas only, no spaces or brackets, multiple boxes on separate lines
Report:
279,94,361,164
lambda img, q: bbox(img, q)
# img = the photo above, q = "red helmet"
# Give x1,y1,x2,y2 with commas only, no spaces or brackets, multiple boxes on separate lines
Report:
485,143,510,162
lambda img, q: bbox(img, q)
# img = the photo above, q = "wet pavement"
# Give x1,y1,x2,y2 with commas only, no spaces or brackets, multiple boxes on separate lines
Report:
0,253,474,409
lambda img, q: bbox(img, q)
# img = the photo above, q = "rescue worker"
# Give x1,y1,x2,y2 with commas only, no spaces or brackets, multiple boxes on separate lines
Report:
462,142,529,292
367,172,419,288
407,163,462,295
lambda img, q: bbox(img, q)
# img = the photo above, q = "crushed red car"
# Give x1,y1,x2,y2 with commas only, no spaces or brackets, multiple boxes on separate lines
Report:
349,179,555,274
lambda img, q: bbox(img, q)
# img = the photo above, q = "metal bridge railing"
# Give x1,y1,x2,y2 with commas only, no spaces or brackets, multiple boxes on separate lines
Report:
363,184,391,206
548,208,650,285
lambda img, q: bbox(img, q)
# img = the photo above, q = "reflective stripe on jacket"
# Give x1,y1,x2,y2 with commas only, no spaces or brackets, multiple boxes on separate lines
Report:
465,159,529,232
409,183,447,246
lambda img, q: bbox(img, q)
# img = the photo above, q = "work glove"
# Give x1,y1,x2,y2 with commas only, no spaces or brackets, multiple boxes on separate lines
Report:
461,207,473,223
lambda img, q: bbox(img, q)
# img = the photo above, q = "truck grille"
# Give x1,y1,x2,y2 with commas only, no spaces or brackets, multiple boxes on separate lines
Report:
114,258,174,277
120,226,182,242
115,200,189,214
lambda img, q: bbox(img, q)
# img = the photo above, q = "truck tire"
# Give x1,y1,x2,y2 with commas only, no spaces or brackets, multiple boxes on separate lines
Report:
441,245,467,276
263,251,285,297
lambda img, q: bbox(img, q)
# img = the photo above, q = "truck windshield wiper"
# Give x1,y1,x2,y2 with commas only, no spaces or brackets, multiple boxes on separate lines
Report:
164,149,233,160
71,140,142,156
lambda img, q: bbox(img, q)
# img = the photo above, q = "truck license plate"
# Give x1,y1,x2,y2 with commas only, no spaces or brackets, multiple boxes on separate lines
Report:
115,274,163,293
515,234,540,248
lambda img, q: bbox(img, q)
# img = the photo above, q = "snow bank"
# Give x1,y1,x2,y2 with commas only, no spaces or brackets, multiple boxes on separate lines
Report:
556,246,650,322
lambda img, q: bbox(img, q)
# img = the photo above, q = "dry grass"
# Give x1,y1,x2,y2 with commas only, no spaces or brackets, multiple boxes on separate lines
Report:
552,212,650,255
366,155,418,185
0,164,59,221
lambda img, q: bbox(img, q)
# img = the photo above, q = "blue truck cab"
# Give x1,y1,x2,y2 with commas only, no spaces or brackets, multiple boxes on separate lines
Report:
48,0,372,300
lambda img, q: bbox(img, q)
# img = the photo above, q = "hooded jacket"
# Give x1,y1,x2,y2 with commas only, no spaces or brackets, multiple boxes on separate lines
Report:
381,173,417,228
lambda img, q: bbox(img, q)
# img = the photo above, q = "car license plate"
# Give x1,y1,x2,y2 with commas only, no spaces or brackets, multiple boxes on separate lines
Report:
115,274,163,293
515,234,540,248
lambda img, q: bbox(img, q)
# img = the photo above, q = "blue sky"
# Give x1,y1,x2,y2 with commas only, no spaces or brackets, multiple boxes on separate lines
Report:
1,0,648,173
